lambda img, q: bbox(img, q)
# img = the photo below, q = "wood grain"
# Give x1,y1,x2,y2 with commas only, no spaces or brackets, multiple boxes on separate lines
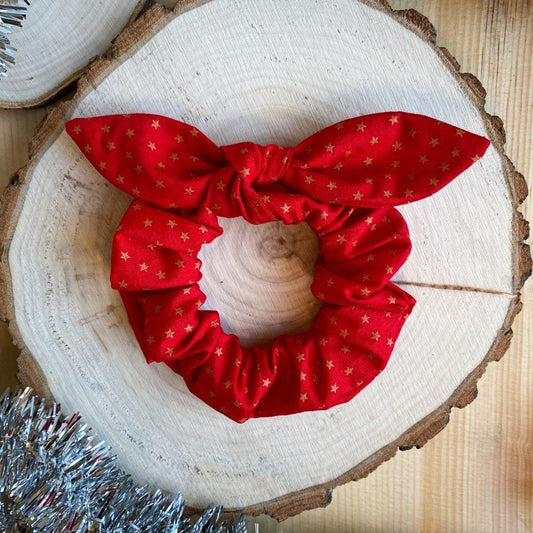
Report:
0,0,531,530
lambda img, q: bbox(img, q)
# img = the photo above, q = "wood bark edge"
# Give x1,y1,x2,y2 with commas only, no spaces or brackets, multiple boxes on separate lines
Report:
0,0,529,521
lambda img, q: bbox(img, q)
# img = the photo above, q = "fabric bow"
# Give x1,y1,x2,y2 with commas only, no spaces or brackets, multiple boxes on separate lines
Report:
66,112,489,422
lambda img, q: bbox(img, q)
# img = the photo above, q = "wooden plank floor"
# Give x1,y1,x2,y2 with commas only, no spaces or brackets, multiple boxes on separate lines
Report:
0,1,531,531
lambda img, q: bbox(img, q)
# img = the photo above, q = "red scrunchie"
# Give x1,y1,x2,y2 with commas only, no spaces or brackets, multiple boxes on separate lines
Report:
66,112,489,422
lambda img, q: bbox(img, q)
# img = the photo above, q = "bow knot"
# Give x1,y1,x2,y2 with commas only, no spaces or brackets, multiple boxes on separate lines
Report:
221,142,295,186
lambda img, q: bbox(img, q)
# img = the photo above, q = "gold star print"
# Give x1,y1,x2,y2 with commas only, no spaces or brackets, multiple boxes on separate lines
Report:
326,360,334,369
329,316,338,324
84,145,91,153
262,378,271,387
106,142,115,150
383,190,392,198
357,122,366,132
296,353,305,362
340,329,348,338
165,329,175,338
224,380,232,389
135,165,143,174
115,175,124,184
120,251,130,261
364,157,373,166
241,167,250,177
143,219,152,227
331,384,339,393
300,393,308,402
101,124,110,133
337,234,346,244
320,338,328,347
334,163,343,171
471,154,481,162
72,125,81,134
147,336,155,344
98,161,106,170
451,148,461,158
385,265,394,274
183,287,191,295
391,160,400,169
199,225,208,233
304,175,314,184
430,178,440,186
320,211,329,220
440,162,450,172
165,347,174,356
125,152,132,160
175,134,183,143
139,262,148,272
372,331,381,341
174,307,183,316
327,181,337,190
126,129,134,138
366,254,375,262
341,346,350,354
361,287,370,296
392,141,402,151
167,219,177,228
151,120,160,130
175,260,185,268
404,189,413,197
430,137,440,147
370,137,378,145
156,271,166,280
148,141,156,151
419,155,428,164
325,143,335,152
261,195,270,203
389,115,399,125
118,280,128,288
345,367,354,376
300,372,307,381
353,191,363,201
184,324,194,333
456,129,465,137
132,187,141,196
387,338,394,346
180,232,189,241
210,320,219,328
388,296,397,304
190,128,199,137
184,187,194,195
335,122,344,130
281,204,291,213
169,153,179,162
156,180,165,189
216,181,226,191
214,347,223,356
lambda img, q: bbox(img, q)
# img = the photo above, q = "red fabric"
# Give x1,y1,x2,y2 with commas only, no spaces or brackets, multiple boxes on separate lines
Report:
66,112,489,422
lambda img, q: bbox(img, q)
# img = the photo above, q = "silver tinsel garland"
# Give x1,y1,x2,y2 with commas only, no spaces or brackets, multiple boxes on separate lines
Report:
0,0,29,77
0,388,248,533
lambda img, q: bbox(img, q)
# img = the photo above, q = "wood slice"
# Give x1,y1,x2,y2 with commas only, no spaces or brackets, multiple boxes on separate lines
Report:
0,0,146,108
0,0,529,520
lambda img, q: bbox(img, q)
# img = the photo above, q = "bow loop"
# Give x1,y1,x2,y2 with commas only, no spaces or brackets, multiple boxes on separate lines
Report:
221,142,294,186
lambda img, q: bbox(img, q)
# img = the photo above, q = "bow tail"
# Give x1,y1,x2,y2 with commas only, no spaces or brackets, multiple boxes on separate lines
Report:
290,111,491,208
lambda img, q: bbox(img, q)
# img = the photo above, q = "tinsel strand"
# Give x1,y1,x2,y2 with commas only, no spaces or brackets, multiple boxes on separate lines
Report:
0,0,29,77
0,388,248,533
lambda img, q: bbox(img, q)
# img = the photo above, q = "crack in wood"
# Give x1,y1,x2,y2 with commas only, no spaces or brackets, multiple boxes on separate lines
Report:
395,280,513,296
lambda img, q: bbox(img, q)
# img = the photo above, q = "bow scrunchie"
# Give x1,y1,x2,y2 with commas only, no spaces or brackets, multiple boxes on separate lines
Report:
66,112,489,422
